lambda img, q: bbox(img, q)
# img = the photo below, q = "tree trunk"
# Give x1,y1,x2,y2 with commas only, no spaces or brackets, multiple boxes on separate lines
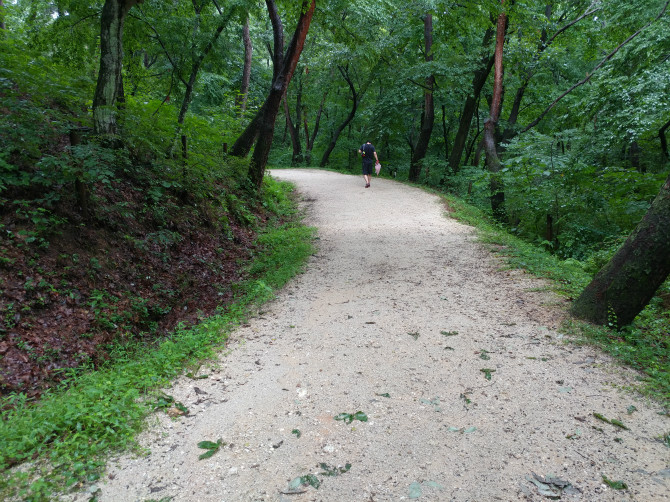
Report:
283,89,302,165
409,13,435,182
442,105,450,161
304,92,326,165
483,9,507,221
0,0,5,30
660,119,670,160
236,17,252,114
92,0,141,136
319,65,357,167
571,174,670,327
248,0,315,188
448,27,495,172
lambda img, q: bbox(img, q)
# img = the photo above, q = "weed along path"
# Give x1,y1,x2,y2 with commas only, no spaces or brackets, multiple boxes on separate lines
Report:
82,169,668,502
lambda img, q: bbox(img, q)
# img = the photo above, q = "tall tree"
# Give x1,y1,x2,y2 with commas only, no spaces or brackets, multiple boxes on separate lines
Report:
248,0,316,188
408,12,435,182
483,4,507,220
319,65,357,167
92,0,143,135
571,173,670,327
236,16,253,114
448,26,495,172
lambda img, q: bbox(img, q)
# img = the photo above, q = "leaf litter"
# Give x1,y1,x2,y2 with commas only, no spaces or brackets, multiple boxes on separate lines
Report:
525,472,580,499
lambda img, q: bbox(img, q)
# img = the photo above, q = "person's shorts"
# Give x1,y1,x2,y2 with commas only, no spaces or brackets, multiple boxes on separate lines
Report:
362,162,374,175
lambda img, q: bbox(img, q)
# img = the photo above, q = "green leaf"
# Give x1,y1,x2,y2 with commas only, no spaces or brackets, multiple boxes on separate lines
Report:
626,405,637,415
408,482,422,498
319,462,351,476
198,449,218,460
602,475,627,490
197,440,220,450
291,429,301,438
375,393,391,398
593,412,629,430
197,438,224,460
353,411,368,422
480,368,495,380
440,330,458,336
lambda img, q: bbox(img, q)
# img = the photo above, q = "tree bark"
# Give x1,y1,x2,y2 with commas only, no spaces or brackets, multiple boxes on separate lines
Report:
1,0,6,30
319,65,357,167
448,27,495,172
236,17,252,114
283,85,302,165
571,173,670,327
409,13,435,182
92,0,142,136
248,0,315,188
304,91,326,165
660,119,670,160
483,9,507,221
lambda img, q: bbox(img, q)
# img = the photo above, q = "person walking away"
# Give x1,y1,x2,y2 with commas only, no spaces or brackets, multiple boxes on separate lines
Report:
358,141,379,188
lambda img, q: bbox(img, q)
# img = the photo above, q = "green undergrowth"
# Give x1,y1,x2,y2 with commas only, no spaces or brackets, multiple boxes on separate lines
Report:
0,181,316,501
443,193,669,408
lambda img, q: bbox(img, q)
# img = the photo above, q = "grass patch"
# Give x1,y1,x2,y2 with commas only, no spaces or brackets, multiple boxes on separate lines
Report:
442,193,669,407
0,179,316,501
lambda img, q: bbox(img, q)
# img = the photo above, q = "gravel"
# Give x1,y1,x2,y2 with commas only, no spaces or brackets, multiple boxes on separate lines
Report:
70,169,669,502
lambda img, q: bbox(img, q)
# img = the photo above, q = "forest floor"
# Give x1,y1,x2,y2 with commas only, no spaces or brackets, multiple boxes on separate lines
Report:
69,169,669,501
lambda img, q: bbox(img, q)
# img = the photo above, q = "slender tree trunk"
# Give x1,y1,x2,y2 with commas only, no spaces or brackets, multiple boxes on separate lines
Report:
409,13,435,182
236,17,252,114
483,8,507,221
248,0,315,188
319,65,357,167
0,0,5,30
92,0,142,136
283,89,302,165
442,105,450,162
305,92,326,165
660,119,670,160
448,27,495,172
178,21,227,126
571,173,670,327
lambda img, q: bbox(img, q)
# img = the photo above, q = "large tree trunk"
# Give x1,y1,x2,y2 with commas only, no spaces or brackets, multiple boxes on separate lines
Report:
248,0,315,188
483,9,507,221
92,0,142,136
236,17,252,114
571,174,670,327
448,27,495,172
231,0,286,158
319,65,357,167
409,13,435,182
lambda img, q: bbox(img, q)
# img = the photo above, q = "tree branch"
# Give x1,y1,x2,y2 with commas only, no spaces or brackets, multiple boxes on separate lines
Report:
523,0,670,133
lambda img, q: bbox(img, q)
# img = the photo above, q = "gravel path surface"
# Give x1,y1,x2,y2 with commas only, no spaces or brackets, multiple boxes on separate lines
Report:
78,169,668,501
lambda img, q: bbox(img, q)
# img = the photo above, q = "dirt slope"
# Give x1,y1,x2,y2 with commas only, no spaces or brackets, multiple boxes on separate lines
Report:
71,169,669,501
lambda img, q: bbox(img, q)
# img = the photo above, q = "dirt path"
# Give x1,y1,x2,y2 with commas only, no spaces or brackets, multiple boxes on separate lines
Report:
76,169,668,501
